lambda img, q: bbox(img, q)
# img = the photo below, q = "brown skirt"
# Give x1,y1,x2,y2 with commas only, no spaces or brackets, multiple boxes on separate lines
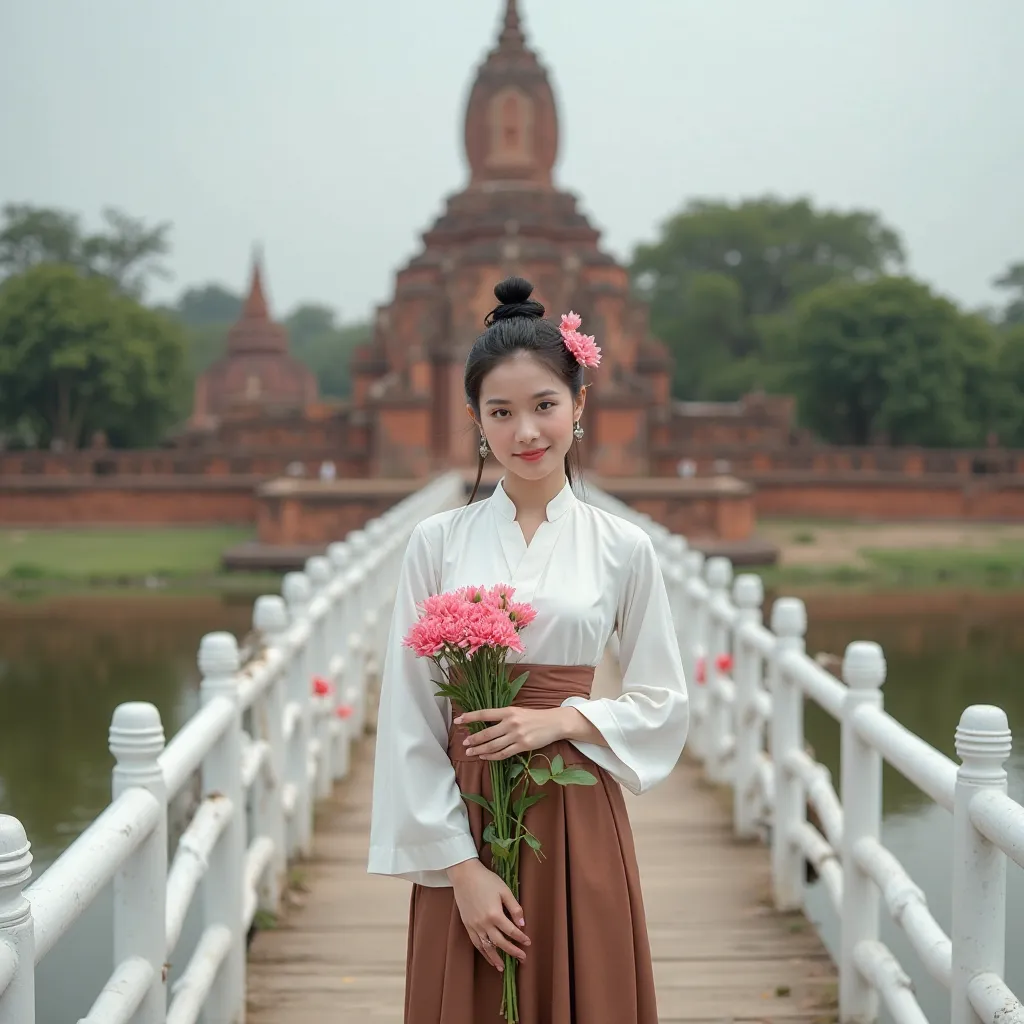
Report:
404,664,659,1024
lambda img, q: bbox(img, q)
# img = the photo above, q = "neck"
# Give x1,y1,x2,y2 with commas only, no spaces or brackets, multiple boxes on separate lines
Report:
502,467,567,519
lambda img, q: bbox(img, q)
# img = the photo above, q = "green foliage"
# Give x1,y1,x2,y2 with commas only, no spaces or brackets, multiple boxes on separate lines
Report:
994,262,1024,327
786,277,1005,446
632,196,905,400
0,264,188,448
284,305,369,398
0,203,170,300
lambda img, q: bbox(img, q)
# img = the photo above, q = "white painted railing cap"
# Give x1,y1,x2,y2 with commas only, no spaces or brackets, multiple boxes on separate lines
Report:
198,632,241,677
327,542,351,569
346,530,369,553
109,702,165,761
0,815,32,889
770,597,807,637
253,595,288,635
282,572,312,610
304,556,332,588
683,550,705,574
733,573,764,608
842,641,886,690
955,705,1012,765
705,556,733,590
666,535,688,558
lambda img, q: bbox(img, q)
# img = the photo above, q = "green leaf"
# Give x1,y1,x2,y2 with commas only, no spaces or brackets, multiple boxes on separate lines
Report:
524,834,542,852
508,671,530,701
550,754,564,775
551,768,598,786
513,792,546,816
528,767,551,786
489,842,513,860
462,792,493,813
508,762,525,780
482,823,497,844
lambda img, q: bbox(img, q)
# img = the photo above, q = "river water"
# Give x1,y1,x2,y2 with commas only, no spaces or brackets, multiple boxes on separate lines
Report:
0,589,1022,1022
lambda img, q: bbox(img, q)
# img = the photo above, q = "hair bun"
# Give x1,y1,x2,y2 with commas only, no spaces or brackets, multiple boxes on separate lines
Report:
486,275,545,325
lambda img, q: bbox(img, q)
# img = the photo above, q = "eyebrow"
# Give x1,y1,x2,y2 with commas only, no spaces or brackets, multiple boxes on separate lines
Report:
484,389,559,406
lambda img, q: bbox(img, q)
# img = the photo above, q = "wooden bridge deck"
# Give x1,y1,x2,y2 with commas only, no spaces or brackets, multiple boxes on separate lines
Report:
246,658,837,1023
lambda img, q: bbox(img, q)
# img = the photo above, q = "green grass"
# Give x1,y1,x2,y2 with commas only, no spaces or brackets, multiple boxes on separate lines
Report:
760,541,1024,591
0,526,255,584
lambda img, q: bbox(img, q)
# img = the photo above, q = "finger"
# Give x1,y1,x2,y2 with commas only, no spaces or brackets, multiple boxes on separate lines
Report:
499,888,527,930
454,708,511,725
492,912,531,947
480,742,524,760
487,928,526,962
462,721,508,746
476,935,505,971
466,733,517,757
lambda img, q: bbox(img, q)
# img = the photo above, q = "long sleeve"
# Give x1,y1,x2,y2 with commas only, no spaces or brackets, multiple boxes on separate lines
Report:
367,521,479,887
562,530,689,795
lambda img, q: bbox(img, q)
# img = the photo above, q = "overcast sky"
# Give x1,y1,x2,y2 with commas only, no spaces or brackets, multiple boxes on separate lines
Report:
2,1,1022,322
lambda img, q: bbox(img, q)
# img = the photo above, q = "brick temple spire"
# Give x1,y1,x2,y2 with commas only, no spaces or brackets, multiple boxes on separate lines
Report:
242,245,269,321
226,247,288,355
463,0,559,188
499,0,524,49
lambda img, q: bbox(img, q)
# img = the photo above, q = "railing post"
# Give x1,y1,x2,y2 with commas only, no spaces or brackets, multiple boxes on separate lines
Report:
732,573,765,839
283,572,315,858
683,551,707,757
769,596,807,911
198,632,245,1024
704,556,733,782
839,641,886,1024
305,556,335,801
109,702,168,1024
343,563,370,737
252,596,289,913
0,816,34,1024
951,705,1012,1024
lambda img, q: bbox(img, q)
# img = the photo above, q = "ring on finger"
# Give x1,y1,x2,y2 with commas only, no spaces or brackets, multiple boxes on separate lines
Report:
480,936,493,947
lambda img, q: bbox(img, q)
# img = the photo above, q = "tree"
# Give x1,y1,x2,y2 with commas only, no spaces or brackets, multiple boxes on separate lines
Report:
786,276,1003,447
631,196,906,399
0,203,171,299
283,304,369,398
0,264,187,449
993,262,1024,327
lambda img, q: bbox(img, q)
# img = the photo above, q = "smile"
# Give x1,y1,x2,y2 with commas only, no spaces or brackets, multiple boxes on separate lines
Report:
513,448,548,462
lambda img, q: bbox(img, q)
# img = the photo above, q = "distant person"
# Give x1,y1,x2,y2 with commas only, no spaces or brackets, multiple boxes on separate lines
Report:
368,276,689,1024
319,460,336,481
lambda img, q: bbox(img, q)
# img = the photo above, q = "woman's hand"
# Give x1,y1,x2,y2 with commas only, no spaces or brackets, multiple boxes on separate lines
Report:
447,859,530,971
454,706,582,759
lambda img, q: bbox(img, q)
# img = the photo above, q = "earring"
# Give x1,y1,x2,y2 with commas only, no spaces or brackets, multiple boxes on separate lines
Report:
573,421,585,441
479,435,491,458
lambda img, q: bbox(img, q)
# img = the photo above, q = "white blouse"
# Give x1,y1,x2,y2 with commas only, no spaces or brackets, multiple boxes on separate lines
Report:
367,477,689,888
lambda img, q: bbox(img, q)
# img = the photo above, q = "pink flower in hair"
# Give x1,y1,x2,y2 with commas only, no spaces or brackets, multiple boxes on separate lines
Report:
558,311,602,368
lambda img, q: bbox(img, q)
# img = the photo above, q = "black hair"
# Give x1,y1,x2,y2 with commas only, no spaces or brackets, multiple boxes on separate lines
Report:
465,276,586,504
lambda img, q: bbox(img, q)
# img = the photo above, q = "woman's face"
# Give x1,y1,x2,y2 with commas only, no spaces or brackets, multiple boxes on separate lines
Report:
469,351,585,484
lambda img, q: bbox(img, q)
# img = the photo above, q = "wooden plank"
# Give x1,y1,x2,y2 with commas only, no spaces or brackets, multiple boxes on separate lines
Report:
247,653,837,1023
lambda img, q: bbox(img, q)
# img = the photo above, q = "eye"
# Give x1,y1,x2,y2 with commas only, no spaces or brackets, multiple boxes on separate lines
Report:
490,409,510,418
537,401,556,411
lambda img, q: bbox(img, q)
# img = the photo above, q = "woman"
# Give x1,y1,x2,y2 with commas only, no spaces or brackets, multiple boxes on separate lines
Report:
368,276,689,1023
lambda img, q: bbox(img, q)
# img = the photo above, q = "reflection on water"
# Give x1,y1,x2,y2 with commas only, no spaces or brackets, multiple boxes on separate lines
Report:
0,593,255,1024
797,591,1024,1024
1,590,1023,1022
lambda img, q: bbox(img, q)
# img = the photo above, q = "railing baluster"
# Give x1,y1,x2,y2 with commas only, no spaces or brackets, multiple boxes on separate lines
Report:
704,556,733,784
198,631,245,1023
769,597,807,911
283,572,315,858
732,573,765,839
0,816,34,1024
952,705,1012,1024
839,641,886,1024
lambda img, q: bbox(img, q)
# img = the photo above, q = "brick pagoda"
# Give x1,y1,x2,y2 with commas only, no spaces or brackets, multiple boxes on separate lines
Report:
351,0,675,477
190,252,318,429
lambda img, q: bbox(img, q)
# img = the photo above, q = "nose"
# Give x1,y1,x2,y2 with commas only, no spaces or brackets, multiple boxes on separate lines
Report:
514,415,540,444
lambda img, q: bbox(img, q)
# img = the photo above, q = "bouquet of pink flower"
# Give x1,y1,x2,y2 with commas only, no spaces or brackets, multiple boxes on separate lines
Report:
403,583,595,1022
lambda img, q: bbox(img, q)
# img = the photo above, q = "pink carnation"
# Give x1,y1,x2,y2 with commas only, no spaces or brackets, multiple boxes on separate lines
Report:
560,311,582,333
508,601,536,630
558,310,601,368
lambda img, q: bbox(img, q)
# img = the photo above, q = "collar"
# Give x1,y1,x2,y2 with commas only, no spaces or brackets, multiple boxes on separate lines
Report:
490,476,576,523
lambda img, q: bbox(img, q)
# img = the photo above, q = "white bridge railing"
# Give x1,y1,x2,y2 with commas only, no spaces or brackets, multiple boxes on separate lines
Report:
587,487,1024,1024
0,472,463,1024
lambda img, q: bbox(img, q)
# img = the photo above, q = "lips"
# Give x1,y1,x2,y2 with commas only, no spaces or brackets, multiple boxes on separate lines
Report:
514,448,548,463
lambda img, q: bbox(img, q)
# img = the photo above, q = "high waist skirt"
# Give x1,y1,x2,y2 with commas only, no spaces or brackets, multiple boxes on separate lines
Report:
404,664,659,1024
